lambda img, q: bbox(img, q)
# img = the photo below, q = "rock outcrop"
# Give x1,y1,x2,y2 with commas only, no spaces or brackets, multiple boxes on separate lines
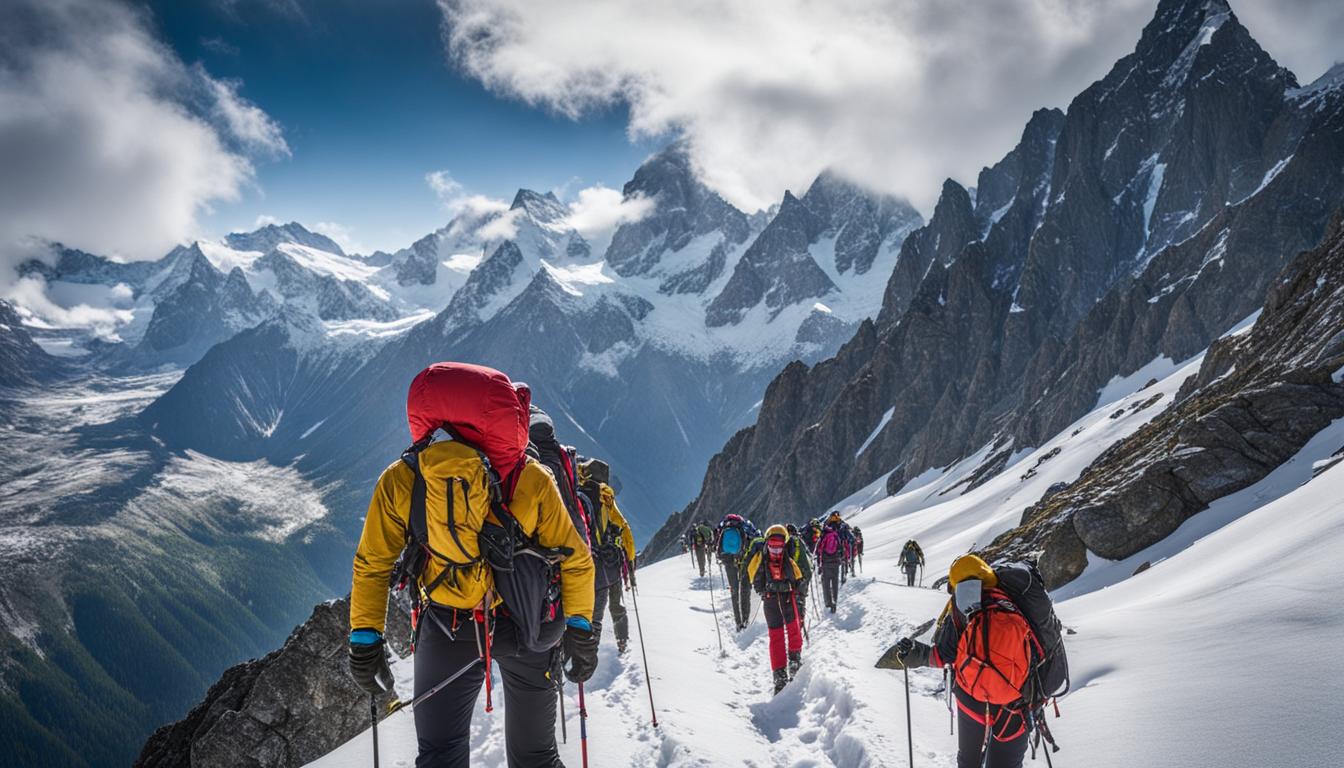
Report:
136,595,412,768
985,213,1344,586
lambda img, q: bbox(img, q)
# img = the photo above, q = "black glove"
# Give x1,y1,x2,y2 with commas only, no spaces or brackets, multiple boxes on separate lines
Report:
627,562,637,588
563,620,599,683
895,637,915,659
348,633,394,695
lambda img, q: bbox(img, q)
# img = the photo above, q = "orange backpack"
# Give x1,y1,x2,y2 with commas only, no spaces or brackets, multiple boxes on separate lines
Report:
954,589,1042,706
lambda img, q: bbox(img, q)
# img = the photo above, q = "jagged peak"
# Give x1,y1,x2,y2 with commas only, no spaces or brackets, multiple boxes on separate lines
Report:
509,189,568,223
225,221,345,256
933,179,974,216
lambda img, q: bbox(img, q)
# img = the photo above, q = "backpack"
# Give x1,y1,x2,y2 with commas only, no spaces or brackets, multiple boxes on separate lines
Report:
720,526,744,556
394,363,571,655
954,588,1042,706
818,529,841,557
994,561,1069,699
528,407,588,548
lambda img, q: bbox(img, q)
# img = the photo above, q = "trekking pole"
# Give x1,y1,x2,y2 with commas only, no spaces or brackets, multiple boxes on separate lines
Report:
707,562,725,655
578,682,589,768
944,666,953,735
558,682,567,743
903,664,915,767
630,584,659,727
919,564,924,588
370,695,380,768
385,656,482,715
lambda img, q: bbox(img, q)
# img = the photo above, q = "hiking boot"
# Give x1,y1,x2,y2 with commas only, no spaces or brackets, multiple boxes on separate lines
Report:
772,668,789,695
787,652,802,680
828,604,836,614
617,638,628,654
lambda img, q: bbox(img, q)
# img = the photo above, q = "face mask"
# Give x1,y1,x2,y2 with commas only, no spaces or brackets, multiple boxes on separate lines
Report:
955,579,983,616
767,539,785,557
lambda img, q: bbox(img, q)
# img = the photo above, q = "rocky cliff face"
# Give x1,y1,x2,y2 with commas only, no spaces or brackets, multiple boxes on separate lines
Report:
0,299,58,388
136,596,412,768
985,213,1344,586
646,0,1344,559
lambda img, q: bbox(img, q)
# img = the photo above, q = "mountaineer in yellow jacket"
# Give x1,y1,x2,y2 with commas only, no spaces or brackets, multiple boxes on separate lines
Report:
576,458,637,653
745,524,807,694
346,362,595,768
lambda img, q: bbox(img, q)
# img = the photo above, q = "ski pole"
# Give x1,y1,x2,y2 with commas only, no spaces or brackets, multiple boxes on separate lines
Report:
707,560,725,655
578,682,590,768
919,564,924,588
904,664,915,767
370,695,380,768
558,682,567,743
630,584,659,727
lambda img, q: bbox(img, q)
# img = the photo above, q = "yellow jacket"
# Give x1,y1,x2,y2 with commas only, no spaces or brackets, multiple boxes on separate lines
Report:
350,440,594,632
591,484,636,563
745,542,804,588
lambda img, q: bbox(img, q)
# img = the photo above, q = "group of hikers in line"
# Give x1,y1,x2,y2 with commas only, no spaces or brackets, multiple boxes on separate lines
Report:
681,511,865,693
342,362,1069,768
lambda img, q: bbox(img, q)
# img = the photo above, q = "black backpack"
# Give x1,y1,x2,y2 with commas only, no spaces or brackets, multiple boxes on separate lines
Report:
528,406,589,548
993,560,1070,702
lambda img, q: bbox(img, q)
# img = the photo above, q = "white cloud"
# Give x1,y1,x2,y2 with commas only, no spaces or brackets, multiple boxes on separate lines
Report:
313,221,363,254
562,185,653,250
3,276,134,341
437,0,1340,214
253,214,282,228
0,0,285,288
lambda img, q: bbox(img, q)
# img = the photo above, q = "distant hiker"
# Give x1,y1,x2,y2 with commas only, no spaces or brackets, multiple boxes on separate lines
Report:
347,362,597,768
577,457,637,654
900,539,925,587
891,555,1070,768
785,523,814,622
816,512,850,613
746,525,807,693
528,403,590,548
691,521,714,577
714,513,761,630
803,518,823,554
852,526,865,572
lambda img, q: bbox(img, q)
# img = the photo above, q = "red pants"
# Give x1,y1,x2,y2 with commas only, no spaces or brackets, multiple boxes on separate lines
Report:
762,591,803,670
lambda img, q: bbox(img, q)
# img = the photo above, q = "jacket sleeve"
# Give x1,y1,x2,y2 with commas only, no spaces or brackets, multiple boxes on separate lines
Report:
793,542,813,581
747,549,766,592
521,463,595,623
350,460,410,634
930,599,959,668
607,496,637,562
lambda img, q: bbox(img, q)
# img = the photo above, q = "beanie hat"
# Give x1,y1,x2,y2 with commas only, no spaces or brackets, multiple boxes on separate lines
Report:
948,554,998,588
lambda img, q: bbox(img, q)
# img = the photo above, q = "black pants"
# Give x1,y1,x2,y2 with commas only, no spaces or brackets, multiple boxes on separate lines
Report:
903,563,918,586
694,545,708,576
721,558,751,627
820,561,840,610
796,578,810,618
414,606,563,768
592,581,628,642
956,705,1027,768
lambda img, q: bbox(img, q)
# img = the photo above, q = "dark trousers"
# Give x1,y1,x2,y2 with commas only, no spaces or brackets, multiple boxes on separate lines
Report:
903,562,918,586
592,581,628,642
414,606,563,768
694,545,708,576
820,561,840,610
796,578,810,618
721,558,751,627
956,706,1027,768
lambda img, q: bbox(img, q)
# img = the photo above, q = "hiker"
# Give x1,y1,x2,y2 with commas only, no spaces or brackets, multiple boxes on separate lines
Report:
784,523,813,623
714,513,760,630
691,521,713,577
803,518,823,554
577,457,637,654
891,555,1070,768
527,404,590,547
746,525,807,693
900,539,925,587
816,512,849,613
852,526,865,572
347,362,597,768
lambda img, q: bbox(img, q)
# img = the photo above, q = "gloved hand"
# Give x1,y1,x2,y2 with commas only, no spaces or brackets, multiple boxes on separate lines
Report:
895,637,914,658
348,630,394,695
627,561,637,588
563,617,599,683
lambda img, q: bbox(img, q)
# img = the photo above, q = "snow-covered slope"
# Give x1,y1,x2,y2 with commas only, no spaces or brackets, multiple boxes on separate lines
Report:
310,342,1344,767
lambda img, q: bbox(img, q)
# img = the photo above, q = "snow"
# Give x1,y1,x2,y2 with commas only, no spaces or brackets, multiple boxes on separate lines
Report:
855,407,895,458
313,340,1344,768
1141,160,1167,243
276,242,380,283
1232,154,1294,205
1094,353,1182,408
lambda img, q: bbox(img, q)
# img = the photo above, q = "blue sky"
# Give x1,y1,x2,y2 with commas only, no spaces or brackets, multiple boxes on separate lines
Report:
146,0,662,253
